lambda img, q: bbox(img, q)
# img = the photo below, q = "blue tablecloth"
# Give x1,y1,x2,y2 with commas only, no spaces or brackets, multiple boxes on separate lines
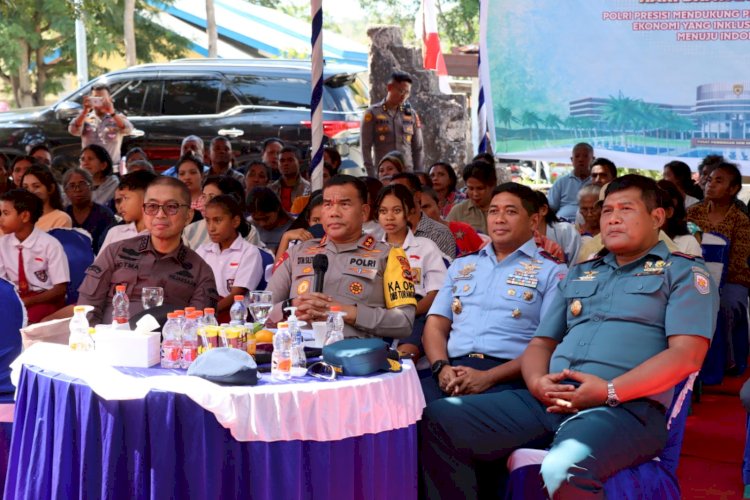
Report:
5,365,418,500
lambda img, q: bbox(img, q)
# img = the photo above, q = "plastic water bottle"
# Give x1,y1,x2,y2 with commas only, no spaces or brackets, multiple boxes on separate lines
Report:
112,285,130,325
272,321,292,380
69,306,94,351
285,306,307,377
230,295,246,324
325,306,346,346
203,308,218,326
161,312,182,368
181,312,199,369
174,309,185,331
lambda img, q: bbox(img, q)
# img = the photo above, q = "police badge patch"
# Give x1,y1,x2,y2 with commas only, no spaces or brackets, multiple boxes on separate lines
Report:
694,273,710,295
34,270,48,282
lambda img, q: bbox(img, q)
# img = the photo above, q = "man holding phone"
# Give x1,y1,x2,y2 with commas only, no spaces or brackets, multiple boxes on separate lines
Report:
68,83,133,166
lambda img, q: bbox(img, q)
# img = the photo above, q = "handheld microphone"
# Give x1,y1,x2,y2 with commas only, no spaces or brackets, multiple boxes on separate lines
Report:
312,254,329,294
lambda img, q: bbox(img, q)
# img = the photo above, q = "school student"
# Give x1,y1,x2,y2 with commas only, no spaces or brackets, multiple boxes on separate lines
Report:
21,165,72,231
98,170,156,255
196,194,264,321
0,189,70,323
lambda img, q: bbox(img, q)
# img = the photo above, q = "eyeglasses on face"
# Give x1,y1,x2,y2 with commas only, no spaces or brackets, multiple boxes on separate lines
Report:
65,182,91,192
142,202,190,216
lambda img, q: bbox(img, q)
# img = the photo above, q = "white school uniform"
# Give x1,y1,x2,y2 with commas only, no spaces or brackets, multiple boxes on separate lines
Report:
196,234,264,297
382,228,447,299
0,228,70,291
98,222,148,256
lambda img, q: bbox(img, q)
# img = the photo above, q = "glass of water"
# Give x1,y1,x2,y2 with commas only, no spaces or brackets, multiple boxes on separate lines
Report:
141,286,164,310
249,290,273,325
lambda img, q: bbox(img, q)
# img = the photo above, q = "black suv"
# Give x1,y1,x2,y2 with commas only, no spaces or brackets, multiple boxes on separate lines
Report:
0,59,369,172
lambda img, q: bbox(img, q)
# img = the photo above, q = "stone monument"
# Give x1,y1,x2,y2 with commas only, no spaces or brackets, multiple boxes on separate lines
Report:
366,26,471,175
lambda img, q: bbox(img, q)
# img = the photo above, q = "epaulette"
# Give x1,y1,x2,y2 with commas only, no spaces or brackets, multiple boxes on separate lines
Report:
539,250,564,265
671,251,697,261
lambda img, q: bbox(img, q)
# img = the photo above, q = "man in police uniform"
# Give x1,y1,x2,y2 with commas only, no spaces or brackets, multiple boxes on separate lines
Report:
421,175,719,498
71,177,219,324
361,71,424,176
267,175,415,339
423,183,567,403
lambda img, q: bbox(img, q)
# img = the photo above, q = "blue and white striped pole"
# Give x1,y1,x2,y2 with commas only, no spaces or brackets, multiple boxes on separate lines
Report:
310,0,324,191
477,0,495,154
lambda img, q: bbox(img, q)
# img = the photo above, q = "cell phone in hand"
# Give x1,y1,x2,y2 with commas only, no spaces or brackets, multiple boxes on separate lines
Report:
89,96,104,107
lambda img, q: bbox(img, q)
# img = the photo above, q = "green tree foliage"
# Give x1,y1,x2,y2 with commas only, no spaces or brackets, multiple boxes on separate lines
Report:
358,0,478,48
0,0,188,108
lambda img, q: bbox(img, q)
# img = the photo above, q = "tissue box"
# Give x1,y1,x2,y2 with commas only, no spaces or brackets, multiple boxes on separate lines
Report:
95,329,161,368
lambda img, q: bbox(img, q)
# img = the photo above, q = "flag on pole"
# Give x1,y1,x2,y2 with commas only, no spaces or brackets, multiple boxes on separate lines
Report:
417,0,451,94
477,0,495,153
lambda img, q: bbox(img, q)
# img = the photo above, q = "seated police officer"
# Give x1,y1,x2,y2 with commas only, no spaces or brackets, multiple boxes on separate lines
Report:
423,183,567,403
49,177,219,324
421,175,719,498
267,175,416,339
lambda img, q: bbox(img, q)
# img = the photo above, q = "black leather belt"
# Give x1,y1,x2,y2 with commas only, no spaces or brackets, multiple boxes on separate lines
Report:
450,353,510,363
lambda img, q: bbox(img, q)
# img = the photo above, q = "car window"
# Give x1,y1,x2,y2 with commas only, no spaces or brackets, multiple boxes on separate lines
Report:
218,87,240,113
323,74,369,113
111,80,162,117
230,76,309,108
162,79,222,115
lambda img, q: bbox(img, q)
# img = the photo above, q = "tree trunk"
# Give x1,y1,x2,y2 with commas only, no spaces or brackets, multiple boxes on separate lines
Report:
206,0,218,58
15,40,34,108
124,0,136,66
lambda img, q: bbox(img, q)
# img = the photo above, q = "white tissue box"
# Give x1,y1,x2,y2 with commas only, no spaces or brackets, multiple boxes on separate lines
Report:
95,329,161,368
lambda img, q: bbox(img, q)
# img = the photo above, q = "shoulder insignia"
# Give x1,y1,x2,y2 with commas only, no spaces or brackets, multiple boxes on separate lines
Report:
362,235,376,250
671,251,697,261
318,234,327,247
539,250,564,265
272,252,289,273
137,235,150,253
364,111,373,122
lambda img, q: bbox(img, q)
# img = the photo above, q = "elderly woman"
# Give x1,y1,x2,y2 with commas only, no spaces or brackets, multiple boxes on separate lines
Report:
576,184,601,240
63,167,115,252
377,151,406,182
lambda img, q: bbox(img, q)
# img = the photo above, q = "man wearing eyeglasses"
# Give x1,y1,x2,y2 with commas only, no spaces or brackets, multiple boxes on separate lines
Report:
71,177,219,324
361,71,424,177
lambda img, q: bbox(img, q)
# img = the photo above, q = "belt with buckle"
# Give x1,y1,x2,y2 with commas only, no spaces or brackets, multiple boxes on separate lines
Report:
453,353,509,363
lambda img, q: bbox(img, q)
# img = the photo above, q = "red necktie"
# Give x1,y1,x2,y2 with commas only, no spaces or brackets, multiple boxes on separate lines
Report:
17,246,29,295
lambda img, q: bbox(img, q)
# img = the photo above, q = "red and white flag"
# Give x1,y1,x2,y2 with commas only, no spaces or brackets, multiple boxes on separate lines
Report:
417,0,452,94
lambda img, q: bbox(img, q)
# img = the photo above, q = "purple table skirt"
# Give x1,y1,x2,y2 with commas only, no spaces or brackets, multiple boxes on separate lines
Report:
5,365,418,500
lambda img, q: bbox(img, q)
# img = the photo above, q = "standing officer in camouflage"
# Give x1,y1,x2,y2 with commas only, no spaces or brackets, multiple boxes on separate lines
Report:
267,175,416,339
361,71,424,176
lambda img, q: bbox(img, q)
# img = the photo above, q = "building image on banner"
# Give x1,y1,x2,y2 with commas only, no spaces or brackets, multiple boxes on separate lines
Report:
485,0,750,173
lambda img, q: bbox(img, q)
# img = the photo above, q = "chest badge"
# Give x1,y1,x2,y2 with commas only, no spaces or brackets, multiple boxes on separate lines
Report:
297,279,310,295
570,299,582,317
523,291,534,301
349,281,364,295
511,308,522,319
451,297,462,315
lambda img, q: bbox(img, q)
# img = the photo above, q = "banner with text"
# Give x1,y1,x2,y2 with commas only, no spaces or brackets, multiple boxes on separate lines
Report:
487,0,750,173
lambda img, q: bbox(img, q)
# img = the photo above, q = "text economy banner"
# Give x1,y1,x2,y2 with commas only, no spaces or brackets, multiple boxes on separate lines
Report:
487,0,750,174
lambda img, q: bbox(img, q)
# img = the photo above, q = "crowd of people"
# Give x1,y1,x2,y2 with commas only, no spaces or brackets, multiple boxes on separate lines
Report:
0,76,745,498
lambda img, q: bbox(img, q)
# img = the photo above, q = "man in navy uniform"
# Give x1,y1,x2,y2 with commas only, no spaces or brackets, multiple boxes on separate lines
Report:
423,182,567,403
421,174,719,498
361,71,424,176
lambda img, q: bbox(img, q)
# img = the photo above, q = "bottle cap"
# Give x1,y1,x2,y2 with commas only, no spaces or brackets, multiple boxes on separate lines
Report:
88,327,95,335
195,311,204,317
330,305,342,312
167,312,177,319
234,295,244,302
185,307,196,313
175,310,185,317
74,306,87,313
277,322,288,329
204,308,215,315
115,285,126,292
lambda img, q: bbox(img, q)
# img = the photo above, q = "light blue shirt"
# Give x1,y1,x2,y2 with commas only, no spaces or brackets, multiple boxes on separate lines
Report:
547,173,590,222
536,241,719,407
429,238,567,360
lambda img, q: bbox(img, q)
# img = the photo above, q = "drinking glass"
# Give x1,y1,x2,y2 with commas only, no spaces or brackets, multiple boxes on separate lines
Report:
141,286,164,310
249,290,273,325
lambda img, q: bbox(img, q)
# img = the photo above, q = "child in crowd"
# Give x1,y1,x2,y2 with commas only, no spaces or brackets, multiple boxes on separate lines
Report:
98,170,157,255
0,189,70,323
275,193,324,261
21,165,72,231
176,154,206,219
376,183,447,360
246,187,294,253
196,194,264,322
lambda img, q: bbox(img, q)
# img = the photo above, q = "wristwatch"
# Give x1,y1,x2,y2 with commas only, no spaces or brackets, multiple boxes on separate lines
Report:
431,359,450,380
606,381,620,407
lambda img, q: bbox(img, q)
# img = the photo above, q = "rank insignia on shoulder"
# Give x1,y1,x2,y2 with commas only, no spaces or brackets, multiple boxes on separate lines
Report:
672,251,697,260
539,250,564,264
362,235,376,250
